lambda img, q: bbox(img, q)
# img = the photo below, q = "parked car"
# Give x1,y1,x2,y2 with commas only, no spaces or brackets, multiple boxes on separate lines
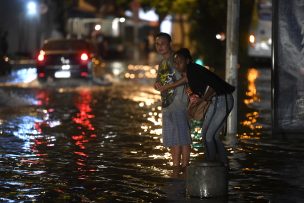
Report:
36,39,104,82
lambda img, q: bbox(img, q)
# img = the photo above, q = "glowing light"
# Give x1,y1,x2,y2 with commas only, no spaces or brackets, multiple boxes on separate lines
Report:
37,50,45,62
195,59,204,66
241,68,264,134
244,68,259,105
139,8,159,22
249,34,255,44
160,16,172,34
125,64,158,79
215,32,225,41
62,65,70,70
27,1,38,16
112,18,120,37
111,62,124,76
268,38,272,44
80,53,89,61
94,24,101,31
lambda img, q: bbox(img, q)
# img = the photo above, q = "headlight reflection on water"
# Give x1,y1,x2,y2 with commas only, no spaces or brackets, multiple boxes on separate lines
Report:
123,85,174,171
11,68,37,83
125,64,158,79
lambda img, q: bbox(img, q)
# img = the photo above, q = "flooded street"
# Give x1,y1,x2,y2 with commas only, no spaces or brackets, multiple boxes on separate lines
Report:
0,64,304,202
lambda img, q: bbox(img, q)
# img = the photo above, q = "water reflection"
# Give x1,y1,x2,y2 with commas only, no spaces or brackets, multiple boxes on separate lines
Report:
72,90,95,132
125,64,158,80
240,68,264,138
244,68,259,105
1,65,304,202
10,68,37,83
35,90,50,106
121,84,174,175
71,90,97,179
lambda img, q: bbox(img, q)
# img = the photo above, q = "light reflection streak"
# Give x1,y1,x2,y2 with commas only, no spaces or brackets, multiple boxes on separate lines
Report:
71,89,97,177
33,89,98,178
244,68,259,105
124,85,173,166
36,90,50,106
12,116,43,151
126,80,208,165
32,91,60,150
241,68,263,138
125,64,158,79
3,112,57,171
9,68,37,84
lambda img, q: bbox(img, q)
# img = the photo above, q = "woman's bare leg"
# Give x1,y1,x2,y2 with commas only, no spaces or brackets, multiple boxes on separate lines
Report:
171,146,182,177
171,146,182,166
181,145,191,167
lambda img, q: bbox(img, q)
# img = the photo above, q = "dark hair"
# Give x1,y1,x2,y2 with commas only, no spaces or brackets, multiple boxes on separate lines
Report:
155,32,172,42
174,48,193,61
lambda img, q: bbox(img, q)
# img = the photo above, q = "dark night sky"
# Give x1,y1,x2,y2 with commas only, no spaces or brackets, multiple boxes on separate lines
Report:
0,0,21,29
0,0,26,53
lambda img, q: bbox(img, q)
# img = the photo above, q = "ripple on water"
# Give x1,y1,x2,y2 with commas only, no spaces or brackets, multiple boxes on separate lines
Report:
0,67,304,202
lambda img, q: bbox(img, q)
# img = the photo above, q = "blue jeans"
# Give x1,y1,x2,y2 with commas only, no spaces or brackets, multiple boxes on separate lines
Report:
201,94,234,164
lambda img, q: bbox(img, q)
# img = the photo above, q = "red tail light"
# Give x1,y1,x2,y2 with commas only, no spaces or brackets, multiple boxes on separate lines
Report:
37,50,45,62
80,53,89,61
81,72,88,77
38,72,46,78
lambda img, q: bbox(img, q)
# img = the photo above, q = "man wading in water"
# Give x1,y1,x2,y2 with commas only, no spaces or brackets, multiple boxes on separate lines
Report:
153,33,191,176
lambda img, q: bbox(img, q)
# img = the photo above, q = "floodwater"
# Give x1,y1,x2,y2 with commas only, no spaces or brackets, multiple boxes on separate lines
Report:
0,64,303,202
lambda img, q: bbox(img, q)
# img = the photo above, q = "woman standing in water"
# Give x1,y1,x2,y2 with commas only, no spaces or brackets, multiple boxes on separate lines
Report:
153,33,191,174
159,48,235,167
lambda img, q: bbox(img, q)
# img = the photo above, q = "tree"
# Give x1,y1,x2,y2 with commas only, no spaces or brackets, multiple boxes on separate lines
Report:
189,0,227,68
190,0,254,69
140,0,197,46
139,0,254,69
140,0,173,24
57,0,253,68
84,0,132,17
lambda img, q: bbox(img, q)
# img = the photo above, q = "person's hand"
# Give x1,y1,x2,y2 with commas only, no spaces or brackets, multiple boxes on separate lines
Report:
185,88,193,96
154,82,162,91
189,94,200,104
158,85,170,92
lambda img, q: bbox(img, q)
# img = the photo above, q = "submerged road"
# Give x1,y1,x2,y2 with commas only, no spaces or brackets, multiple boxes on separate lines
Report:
0,63,303,202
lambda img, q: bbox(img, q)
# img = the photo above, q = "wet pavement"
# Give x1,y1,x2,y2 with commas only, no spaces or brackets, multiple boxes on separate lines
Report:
0,63,304,202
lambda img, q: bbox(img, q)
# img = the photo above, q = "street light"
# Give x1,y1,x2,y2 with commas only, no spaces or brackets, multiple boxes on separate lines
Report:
94,24,101,31
27,1,38,16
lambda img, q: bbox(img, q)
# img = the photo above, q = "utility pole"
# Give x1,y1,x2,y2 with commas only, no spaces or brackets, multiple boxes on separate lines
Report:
225,0,240,136
131,0,140,62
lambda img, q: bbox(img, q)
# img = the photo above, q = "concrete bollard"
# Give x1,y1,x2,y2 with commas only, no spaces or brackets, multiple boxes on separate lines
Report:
186,162,228,198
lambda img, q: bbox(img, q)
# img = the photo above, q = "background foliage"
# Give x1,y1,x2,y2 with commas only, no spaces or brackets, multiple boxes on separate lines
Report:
55,0,254,68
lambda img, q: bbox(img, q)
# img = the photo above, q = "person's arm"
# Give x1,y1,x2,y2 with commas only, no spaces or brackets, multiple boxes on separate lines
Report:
158,76,187,92
154,63,162,90
201,86,216,101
